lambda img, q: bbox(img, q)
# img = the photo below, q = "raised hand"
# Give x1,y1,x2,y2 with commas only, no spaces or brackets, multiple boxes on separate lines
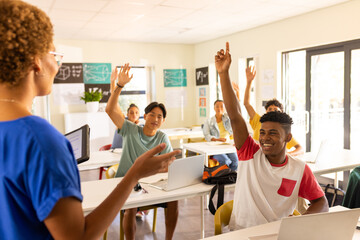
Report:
215,42,232,74
117,63,133,87
245,66,256,85
130,143,181,180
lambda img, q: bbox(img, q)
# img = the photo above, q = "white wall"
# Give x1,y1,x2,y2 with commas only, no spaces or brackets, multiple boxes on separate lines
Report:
51,40,195,134
194,0,360,123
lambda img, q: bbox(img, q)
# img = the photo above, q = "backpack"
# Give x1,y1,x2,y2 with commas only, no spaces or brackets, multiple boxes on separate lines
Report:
320,184,346,207
202,164,237,215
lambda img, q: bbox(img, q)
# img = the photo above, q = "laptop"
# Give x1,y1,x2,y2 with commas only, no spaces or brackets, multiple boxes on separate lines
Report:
304,140,329,164
248,208,360,240
149,155,205,191
64,124,90,164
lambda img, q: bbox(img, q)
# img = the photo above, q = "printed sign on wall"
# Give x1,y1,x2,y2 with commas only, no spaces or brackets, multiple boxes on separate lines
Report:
199,97,206,107
196,67,208,86
54,63,83,84
163,69,187,87
53,62,112,105
199,87,206,97
200,108,206,117
83,63,111,84
84,84,111,103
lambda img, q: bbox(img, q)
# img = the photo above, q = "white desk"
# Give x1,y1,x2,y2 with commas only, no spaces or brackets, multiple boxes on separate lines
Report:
203,206,360,240
298,149,360,188
81,173,232,238
78,149,121,171
182,142,237,166
161,127,204,141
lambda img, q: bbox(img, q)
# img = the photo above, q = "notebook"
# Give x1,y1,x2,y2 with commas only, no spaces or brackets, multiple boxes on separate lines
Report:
248,208,360,240
64,124,90,164
149,155,205,191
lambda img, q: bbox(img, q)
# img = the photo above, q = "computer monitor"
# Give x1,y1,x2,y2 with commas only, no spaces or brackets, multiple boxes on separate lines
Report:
64,124,90,164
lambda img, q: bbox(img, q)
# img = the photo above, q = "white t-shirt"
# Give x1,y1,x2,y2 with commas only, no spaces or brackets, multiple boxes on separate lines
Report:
229,135,324,230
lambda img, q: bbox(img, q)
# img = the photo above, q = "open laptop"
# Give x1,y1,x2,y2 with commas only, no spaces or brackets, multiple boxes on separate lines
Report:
304,140,329,164
248,208,360,240
149,155,205,191
64,124,90,164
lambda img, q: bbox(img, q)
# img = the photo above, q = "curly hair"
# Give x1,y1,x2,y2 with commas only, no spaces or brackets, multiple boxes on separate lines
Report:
265,99,284,112
0,0,53,86
260,111,293,134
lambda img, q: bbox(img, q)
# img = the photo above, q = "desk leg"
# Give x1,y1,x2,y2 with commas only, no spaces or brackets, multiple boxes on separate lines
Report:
334,172,338,188
182,148,186,158
200,196,205,239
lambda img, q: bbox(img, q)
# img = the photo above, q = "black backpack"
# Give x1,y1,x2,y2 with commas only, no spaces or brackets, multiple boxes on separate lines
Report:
202,164,237,214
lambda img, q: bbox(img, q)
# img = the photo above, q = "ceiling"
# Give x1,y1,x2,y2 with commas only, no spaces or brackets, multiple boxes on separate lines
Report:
25,0,348,44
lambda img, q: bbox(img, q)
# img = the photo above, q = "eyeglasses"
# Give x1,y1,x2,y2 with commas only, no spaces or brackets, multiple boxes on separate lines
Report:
49,51,64,67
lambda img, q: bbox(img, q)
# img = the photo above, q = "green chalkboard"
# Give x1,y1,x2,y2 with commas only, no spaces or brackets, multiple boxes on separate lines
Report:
163,69,187,87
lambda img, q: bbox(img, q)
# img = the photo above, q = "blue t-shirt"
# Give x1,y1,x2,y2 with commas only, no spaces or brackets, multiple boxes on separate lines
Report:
0,116,83,239
115,120,172,177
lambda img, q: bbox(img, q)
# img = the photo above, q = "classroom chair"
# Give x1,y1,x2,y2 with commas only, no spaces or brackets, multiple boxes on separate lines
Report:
214,200,233,235
98,144,112,180
214,200,301,235
103,164,159,240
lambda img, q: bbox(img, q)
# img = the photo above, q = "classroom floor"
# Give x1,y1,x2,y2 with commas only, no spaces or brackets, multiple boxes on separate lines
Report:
80,169,233,240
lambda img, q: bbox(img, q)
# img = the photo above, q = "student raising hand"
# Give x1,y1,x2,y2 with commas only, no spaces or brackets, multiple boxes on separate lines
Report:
116,63,133,88
215,42,232,74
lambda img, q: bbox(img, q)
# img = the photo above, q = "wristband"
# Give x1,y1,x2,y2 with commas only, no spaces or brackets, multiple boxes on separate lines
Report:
116,83,124,88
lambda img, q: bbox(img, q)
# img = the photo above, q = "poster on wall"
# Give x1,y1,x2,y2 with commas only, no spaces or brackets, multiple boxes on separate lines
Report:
196,67,208,86
53,62,112,105
83,63,112,84
84,84,111,103
54,63,83,84
199,87,206,97
199,97,206,107
163,69,187,87
52,84,84,105
200,108,206,117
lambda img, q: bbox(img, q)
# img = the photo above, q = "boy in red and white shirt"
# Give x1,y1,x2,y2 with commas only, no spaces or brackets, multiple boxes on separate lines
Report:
214,42,328,230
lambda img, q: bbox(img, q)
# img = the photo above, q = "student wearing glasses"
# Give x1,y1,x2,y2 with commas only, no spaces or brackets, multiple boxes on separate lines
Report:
0,1,179,239
106,66,178,240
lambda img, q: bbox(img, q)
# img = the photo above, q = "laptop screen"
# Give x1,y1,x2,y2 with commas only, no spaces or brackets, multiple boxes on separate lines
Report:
64,124,90,164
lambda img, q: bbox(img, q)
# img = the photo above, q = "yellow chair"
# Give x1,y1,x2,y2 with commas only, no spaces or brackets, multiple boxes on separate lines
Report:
214,200,233,235
214,200,301,235
103,164,158,240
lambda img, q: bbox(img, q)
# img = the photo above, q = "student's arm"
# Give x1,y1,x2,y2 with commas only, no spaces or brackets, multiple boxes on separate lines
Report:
304,196,329,214
215,42,248,150
231,81,240,101
105,64,133,130
244,66,257,120
44,144,180,240
288,144,304,156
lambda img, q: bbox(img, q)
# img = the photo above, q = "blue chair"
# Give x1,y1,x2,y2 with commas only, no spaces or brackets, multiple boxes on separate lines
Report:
111,129,123,149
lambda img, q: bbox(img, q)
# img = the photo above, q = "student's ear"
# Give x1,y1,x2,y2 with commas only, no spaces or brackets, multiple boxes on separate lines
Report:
285,133,292,143
143,114,147,120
